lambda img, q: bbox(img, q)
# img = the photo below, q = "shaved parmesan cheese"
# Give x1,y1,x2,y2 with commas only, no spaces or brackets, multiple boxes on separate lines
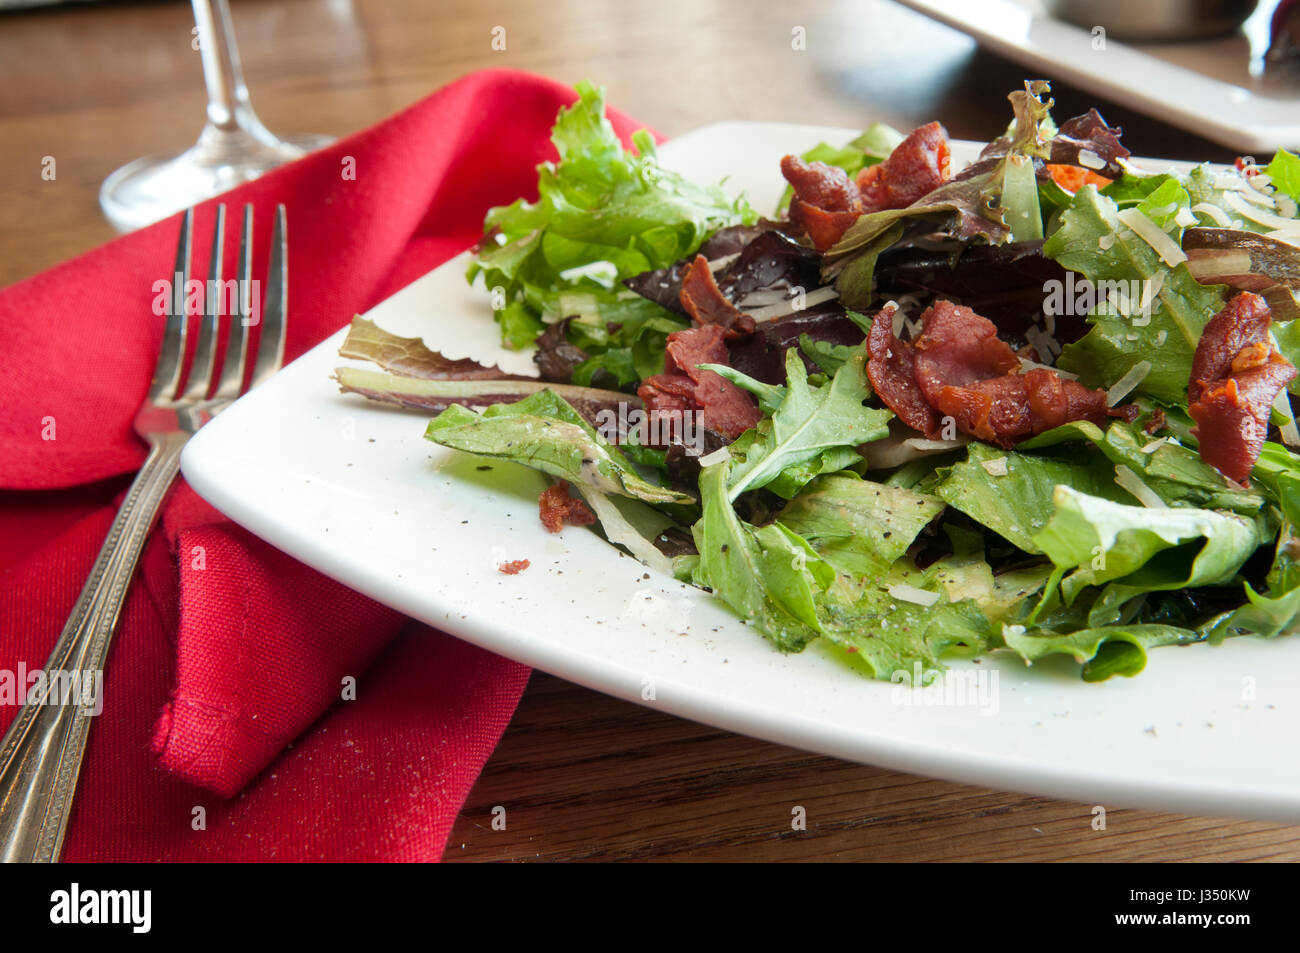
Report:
1148,269,1166,297
980,456,1009,476
891,303,906,337
1271,372,1300,447
887,584,940,607
1115,465,1167,508
1191,202,1232,227
1174,207,1197,228
1098,233,1116,251
1117,208,1187,266
1106,360,1151,406
1019,356,1077,379
1078,149,1105,170
1139,437,1169,453
1228,183,1276,208
746,285,839,322
1025,325,1062,359
903,437,967,452
1222,190,1299,230
706,253,740,273
698,446,731,467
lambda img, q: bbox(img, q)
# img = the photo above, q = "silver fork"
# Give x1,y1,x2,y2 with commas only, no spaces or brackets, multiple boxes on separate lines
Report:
0,203,287,863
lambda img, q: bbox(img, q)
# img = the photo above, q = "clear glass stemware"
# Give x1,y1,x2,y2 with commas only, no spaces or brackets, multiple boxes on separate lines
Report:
99,0,333,232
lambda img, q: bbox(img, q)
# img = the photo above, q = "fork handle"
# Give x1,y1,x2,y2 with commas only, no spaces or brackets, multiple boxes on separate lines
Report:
0,432,187,862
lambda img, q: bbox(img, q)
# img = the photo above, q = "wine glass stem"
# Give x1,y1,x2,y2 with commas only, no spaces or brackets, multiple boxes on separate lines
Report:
191,0,260,134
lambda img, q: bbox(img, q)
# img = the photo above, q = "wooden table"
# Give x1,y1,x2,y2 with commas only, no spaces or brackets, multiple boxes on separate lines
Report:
3,0,1297,861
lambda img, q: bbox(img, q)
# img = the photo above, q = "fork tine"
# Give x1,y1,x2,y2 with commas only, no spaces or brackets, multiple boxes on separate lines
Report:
214,205,254,401
147,208,191,402
180,205,225,401
248,203,287,391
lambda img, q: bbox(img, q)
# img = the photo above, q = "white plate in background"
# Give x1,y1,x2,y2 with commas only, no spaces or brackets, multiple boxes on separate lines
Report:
899,0,1300,153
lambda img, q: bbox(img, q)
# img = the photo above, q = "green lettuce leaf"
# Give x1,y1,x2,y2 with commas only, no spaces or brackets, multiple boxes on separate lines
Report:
690,461,834,651
1265,150,1300,201
424,390,692,505
777,472,944,579
469,80,755,350
1048,183,1229,403
816,548,1048,680
1033,486,1263,625
1002,623,1203,681
1019,420,1265,514
707,347,892,502
934,442,1123,554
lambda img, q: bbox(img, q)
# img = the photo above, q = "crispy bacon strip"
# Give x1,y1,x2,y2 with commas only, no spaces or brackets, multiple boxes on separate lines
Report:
780,156,864,251
868,298,1131,447
1188,292,1297,483
538,483,597,534
679,255,755,339
637,325,761,442
856,121,951,213
912,301,1020,405
936,369,1117,449
866,303,941,438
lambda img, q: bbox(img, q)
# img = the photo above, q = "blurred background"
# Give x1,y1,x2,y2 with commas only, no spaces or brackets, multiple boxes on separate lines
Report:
6,0,1294,285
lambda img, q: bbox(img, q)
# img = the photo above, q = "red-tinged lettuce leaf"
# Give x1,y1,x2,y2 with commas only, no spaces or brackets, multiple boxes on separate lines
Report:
338,316,531,381
533,317,594,385
1045,108,1129,179
726,307,867,384
1183,227,1300,322
873,239,1084,342
623,224,816,317
334,366,638,429
824,81,1057,269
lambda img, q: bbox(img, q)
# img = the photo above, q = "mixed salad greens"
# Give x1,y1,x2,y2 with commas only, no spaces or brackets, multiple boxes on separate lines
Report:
336,80,1300,684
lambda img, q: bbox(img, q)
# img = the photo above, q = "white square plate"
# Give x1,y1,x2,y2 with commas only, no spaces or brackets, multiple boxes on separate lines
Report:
899,0,1300,153
182,121,1300,821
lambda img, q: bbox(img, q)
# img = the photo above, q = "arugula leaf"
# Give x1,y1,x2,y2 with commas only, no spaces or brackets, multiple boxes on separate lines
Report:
1032,486,1263,625
816,549,1048,679
424,390,693,505
934,442,1123,554
1047,184,1228,403
778,473,944,579
1002,623,1203,681
798,334,857,376
1265,150,1300,201
690,461,833,651
1019,420,1265,514
711,347,892,502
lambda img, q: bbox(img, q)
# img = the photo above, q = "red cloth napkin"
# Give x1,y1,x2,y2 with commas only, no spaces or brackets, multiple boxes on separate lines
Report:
0,69,649,861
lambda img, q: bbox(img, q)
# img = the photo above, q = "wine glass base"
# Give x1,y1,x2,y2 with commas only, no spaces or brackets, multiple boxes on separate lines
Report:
99,132,334,233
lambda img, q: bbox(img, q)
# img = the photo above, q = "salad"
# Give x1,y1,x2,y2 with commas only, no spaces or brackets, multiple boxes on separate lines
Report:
335,79,1300,684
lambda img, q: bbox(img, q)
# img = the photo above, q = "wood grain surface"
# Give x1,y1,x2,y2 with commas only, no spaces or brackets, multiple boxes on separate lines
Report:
2,0,1296,861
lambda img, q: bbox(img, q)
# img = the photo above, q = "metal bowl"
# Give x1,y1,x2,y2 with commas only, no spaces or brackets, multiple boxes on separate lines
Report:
1040,0,1259,42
